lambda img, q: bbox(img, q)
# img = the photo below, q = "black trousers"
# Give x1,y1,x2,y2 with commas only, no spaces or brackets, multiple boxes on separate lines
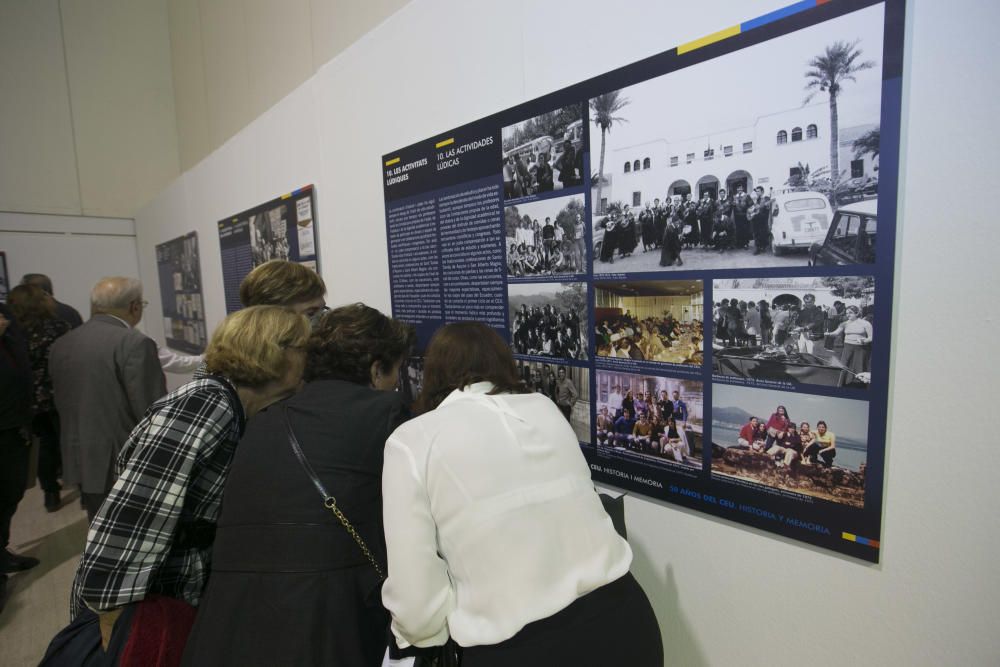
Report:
34,411,62,493
462,572,663,667
0,427,30,548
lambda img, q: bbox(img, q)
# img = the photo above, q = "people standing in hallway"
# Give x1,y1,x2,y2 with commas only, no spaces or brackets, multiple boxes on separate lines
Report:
21,274,83,329
48,277,167,522
0,303,40,577
67,306,310,655
7,285,72,512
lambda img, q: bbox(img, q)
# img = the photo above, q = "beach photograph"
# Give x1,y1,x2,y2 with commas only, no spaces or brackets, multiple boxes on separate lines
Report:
711,383,869,507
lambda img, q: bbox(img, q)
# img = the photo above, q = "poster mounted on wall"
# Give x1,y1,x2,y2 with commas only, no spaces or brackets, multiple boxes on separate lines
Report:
217,185,319,313
155,232,207,354
381,0,904,562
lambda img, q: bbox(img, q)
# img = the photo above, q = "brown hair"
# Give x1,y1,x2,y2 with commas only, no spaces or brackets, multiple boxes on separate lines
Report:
306,303,414,385
239,260,326,307
204,306,310,387
414,322,526,414
7,284,55,326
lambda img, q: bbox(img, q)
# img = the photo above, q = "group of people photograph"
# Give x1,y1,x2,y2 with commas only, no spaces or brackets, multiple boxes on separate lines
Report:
711,384,869,506
517,360,591,443
505,197,587,277
712,277,875,387
0,259,663,665
508,282,589,361
594,374,703,467
594,186,775,270
501,105,585,200
594,281,704,366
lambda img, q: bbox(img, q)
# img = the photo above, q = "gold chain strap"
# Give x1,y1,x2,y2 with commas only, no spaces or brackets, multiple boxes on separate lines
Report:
324,496,386,580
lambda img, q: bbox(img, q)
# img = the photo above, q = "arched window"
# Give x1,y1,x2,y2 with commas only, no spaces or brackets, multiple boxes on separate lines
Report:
791,127,803,142
807,124,818,139
633,160,641,172
777,130,788,145
624,161,631,173
643,157,651,169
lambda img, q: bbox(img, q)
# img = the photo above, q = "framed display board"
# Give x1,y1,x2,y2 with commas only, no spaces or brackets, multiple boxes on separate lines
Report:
381,0,905,561
155,232,207,353
218,184,319,313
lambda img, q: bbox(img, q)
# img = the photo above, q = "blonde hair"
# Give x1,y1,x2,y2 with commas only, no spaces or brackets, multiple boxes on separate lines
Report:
204,306,310,387
239,260,326,307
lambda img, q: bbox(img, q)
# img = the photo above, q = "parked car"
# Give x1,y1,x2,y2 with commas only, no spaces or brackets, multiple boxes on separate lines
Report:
767,190,832,255
808,198,878,266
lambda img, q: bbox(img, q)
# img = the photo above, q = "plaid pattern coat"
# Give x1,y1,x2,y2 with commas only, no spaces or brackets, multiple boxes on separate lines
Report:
70,376,244,618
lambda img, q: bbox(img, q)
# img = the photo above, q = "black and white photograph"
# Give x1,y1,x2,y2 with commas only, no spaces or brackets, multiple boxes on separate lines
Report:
399,356,424,406
508,281,588,361
249,205,291,265
595,370,703,468
505,195,587,277
711,383,869,508
517,360,591,443
502,104,585,200
589,4,883,273
594,280,704,366
713,276,874,388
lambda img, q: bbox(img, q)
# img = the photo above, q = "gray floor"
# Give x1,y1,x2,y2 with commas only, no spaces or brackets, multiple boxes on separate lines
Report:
1,485,89,667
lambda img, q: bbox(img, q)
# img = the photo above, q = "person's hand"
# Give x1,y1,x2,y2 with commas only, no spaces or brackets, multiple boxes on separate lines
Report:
0,313,9,337
98,608,124,650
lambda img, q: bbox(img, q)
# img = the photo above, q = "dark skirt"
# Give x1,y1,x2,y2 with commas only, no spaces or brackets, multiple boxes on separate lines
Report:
461,573,662,667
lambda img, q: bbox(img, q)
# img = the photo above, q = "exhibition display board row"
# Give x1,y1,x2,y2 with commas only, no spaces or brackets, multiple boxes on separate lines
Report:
381,0,905,561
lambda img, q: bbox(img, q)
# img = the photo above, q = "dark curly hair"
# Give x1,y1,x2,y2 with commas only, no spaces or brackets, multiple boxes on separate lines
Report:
306,303,415,385
414,322,527,415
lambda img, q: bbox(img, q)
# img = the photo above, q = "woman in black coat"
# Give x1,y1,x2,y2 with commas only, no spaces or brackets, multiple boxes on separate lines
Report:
183,304,415,667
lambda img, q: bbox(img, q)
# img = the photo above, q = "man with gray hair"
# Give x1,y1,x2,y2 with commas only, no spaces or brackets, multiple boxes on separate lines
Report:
49,277,166,520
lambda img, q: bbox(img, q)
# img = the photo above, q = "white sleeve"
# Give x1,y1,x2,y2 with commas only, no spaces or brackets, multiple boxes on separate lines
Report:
157,345,204,374
381,437,454,648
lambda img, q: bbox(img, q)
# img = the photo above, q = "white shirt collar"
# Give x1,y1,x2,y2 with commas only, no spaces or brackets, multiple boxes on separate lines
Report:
104,314,131,328
439,381,497,408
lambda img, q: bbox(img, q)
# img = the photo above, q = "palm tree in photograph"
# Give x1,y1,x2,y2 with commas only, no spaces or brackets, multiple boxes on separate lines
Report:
852,126,880,161
589,91,629,211
804,40,875,191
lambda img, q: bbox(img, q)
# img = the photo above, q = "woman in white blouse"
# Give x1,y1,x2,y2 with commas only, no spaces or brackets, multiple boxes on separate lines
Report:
382,322,662,666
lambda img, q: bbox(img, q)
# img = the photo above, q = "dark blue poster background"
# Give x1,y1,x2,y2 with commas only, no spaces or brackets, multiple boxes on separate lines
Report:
382,0,905,562
218,185,320,313
155,232,207,354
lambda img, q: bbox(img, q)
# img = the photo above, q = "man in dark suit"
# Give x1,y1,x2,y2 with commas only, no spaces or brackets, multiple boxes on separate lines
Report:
21,273,83,328
0,303,40,581
49,277,166,521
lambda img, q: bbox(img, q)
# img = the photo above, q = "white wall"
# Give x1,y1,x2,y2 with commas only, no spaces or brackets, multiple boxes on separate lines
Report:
133,0,1000,664
0,0,180,219
0,212,139,319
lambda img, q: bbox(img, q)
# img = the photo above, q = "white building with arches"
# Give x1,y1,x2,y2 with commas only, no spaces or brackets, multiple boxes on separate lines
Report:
592,101,878,214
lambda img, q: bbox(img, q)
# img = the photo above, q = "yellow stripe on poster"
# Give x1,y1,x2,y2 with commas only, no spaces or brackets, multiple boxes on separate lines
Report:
435,138,455,148
677,24,741,55
385,157,401,166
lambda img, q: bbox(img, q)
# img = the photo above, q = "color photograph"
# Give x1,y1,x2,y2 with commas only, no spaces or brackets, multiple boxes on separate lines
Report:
594,280,704,366
595,370,704,469
711,383,869,507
